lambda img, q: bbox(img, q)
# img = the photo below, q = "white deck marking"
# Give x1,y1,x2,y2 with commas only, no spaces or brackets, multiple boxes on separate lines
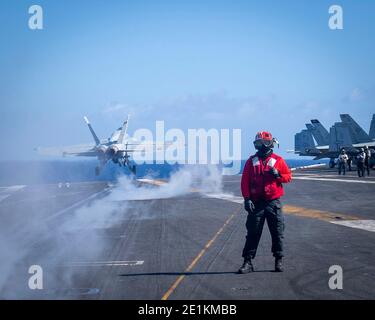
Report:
204,193,243,204
45,188,111,222
0,195,10,202
290,164,327,171
293,173,375,179
0,185,26,203
63,260,144,267
330,220,375,233
293,176,375,184
293,173,340,177
0,185,26,192
205,193,375,233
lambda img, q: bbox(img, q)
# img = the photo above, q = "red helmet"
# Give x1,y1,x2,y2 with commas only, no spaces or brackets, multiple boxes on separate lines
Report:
255,131,273,141
254,131,276,148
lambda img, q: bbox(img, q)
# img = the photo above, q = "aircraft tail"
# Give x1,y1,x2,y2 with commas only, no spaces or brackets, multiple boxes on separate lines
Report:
369,114,375,139
295,129,315,153
84,116,101,146
117,114,130,144
307,119,329,146
340,114,370,143
329,122,353,152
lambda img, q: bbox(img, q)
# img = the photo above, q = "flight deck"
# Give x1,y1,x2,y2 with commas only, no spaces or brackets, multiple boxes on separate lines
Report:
0,166,374,300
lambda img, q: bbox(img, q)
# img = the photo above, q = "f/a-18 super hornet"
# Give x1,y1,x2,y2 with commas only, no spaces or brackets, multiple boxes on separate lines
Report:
36,115,169,176
293,114,375,168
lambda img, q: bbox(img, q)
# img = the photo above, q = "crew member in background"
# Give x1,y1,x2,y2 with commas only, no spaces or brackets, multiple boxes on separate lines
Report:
347,156,352,171
338,149,348,175
364,146,371,176
239,131,292,274
356,148,366,177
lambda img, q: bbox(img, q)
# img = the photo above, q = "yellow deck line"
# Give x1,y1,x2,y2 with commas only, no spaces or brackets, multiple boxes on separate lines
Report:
136,179,167,186
283,204,359,222
161,207,240,300
138,179,360,222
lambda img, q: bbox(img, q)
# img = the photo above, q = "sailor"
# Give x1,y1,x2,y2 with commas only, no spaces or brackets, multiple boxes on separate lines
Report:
347,156,352,171
338,149,348,175
239,131,292,273
364,146,371,176
356,148,366,177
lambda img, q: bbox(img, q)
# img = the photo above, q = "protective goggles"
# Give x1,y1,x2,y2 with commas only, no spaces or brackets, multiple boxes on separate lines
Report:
254,139,273,148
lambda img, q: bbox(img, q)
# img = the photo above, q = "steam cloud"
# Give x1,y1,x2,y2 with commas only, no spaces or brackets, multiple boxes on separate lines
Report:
0,165,222,299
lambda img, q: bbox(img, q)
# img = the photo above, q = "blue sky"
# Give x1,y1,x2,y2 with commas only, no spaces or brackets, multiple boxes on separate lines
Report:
0,0,374,160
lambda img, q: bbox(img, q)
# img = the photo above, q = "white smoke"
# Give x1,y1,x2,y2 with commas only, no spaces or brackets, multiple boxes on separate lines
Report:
0,165,222,299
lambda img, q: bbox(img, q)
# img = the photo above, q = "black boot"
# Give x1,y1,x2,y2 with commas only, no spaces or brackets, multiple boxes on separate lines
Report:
238,258,254,274
275,257,283,272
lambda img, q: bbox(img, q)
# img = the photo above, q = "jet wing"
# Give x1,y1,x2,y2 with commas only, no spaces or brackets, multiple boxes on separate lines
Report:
353,141,375,148
36,143,97,157
315,145,329,151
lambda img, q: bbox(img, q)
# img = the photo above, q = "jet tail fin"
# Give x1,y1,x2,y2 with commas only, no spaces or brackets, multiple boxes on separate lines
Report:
117,114,130,144
308,119,329,146
295,129,315,153
329,122,353,152
369,114,375,139
84,116,101,146
340,114,370,143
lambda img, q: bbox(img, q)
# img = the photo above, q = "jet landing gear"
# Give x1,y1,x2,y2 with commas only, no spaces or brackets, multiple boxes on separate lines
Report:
129,163,136,175
95,156,136,177
95,162,106,176
110,156,137,176
123,156,137,176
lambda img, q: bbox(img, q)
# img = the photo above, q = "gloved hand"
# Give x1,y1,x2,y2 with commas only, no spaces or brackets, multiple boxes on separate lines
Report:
244,198,255,213
269,167,281,179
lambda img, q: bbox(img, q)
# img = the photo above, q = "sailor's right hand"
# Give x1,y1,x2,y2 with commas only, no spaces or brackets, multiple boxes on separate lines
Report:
244,198,255,213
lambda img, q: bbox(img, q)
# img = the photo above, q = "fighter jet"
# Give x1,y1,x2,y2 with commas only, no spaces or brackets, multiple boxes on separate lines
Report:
293,114,375,168
293,119,331,159
36,115,169,176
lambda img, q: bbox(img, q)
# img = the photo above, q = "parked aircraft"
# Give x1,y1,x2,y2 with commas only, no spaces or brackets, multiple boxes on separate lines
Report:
293,114,375,168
